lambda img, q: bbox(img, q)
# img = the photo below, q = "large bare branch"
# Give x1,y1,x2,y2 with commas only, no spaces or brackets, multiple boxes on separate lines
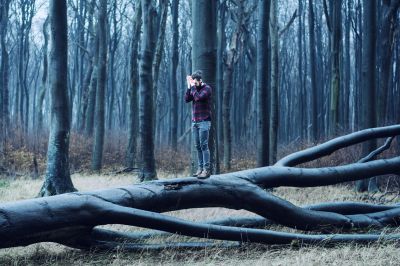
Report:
2,125,400,250
275,125,400,166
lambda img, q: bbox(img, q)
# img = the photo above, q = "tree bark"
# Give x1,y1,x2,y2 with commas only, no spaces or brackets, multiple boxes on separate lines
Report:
355,0,378,192
308,0,318,141
329,0,342,136
39,0,76,196
256,0,271,167
269,0,279,164
91,0,108,171
152,0,168,140
36,17,49,134
138,0,157,181
222,0,246,170
84,30,99,137
126,1,142,168
378,0,400,125
170,0,179,151
0,0,10,143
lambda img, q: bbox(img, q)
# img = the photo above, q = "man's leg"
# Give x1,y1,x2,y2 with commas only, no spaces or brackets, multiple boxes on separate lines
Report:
198,121,211,178
192,122,203,176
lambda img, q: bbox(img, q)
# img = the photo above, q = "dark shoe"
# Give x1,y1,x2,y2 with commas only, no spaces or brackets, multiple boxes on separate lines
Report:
193,169,203,177
197,169,211,179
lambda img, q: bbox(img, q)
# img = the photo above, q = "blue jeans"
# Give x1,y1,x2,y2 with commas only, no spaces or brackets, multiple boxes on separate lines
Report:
192,121,211,171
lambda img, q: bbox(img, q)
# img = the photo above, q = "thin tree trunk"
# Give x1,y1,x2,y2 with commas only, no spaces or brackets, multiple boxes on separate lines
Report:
152,0,168,140
269,0,279,164
308,0,318,141
84,31,99,137
91,0,107,171
355,0,378,192
138,0,157,181
37,17,49,134
256,0,271,167
39,0,76,196
170,0,179,151
378,0,400,125
329,0,342,136
0,0,11,144
126,1,142,168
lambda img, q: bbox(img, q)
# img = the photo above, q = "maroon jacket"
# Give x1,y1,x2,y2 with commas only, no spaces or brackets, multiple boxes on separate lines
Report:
185,83,212,122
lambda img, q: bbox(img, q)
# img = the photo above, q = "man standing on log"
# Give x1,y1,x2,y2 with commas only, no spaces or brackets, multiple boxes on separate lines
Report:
185,70,212,179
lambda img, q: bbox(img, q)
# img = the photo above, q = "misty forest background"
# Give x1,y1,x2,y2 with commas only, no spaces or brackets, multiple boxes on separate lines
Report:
0,0,399,190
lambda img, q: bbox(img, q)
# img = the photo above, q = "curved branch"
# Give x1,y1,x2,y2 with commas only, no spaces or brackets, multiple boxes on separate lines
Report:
358,137,394,163
274,125,400,167
35,202,400,248
84,201,400,244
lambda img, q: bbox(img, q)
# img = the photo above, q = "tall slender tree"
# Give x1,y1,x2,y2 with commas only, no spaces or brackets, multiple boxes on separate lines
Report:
256,0,271,167
269,0,279,164
378,0,400,125
170,0,179,151
0,0,11,143
39,0,75,196
308,0,318,141
126,1,142,168
355,0,378,192
36,17,49,133
138,0,157,181
329,0,342,135
91,0,107,170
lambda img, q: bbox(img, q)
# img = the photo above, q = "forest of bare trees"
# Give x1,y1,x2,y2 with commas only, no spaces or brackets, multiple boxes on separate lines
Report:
1,0,400,255
0,0,398,179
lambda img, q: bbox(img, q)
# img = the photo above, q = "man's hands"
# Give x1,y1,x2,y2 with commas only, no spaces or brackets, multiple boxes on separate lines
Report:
186,75,195,89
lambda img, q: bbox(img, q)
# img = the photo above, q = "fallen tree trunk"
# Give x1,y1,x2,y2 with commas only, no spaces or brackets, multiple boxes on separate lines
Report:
1,125,400,250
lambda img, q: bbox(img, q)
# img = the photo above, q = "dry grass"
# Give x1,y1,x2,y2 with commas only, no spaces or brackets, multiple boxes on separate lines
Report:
1,174,400,265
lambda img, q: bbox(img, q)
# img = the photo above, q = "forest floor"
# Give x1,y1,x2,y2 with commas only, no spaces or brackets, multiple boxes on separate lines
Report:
1,173,400,266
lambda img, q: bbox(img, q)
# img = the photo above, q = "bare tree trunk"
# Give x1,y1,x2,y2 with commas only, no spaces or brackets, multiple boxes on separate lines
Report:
343,0,351,130
37,17,49,133
308,0,318,141
106,0,119,131
152,0,168,140
91,0,107,171
126,1,142,168
84,30,99,137
39,0,76,196
138,0,157,181
269,0,279,164
297,0,305,140
329,0,342,136
222,1,245,170
216,0,226,174
0,0,10,144
79,0,96,133
378,0,400,125
355,0,378,192
170,0,179,151
256,0,271,167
